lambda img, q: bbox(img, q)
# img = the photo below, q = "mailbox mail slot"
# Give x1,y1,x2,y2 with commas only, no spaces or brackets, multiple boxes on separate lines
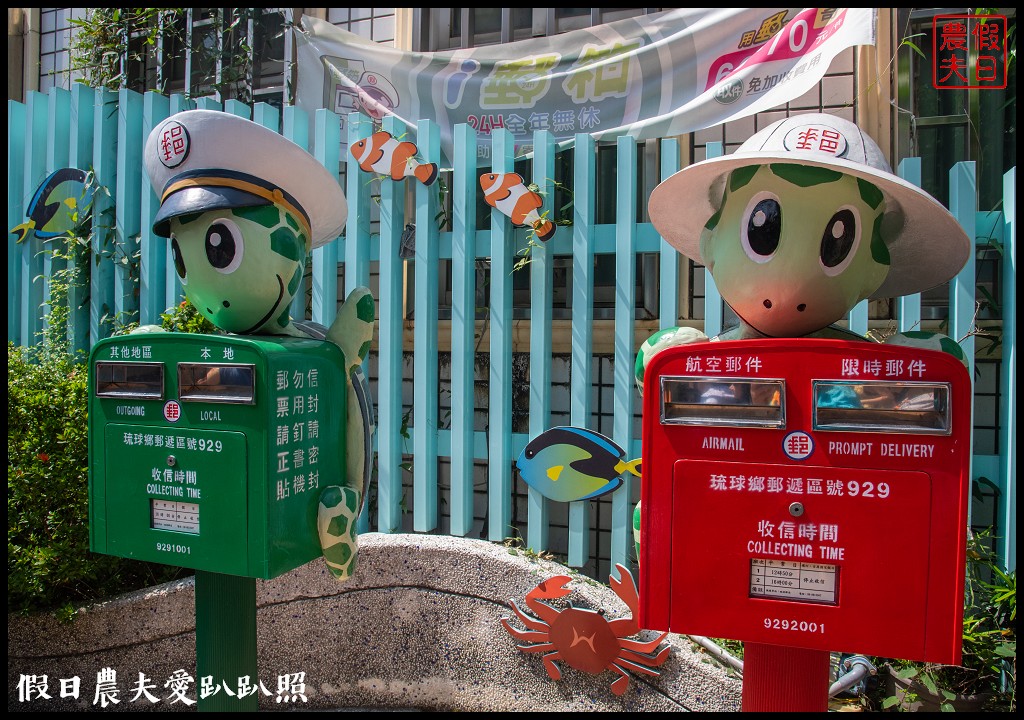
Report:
639,338,972,664
95,361,165,399
89,332,346,580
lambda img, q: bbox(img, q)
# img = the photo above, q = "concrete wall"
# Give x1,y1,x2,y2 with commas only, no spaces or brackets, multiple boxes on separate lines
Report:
8,533,742,712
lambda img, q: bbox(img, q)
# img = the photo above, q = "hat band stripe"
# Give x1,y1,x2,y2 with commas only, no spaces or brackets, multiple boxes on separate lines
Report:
162,176,312,239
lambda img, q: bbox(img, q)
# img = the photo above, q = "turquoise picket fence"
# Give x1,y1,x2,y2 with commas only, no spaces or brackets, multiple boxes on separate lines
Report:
7,89,1017,574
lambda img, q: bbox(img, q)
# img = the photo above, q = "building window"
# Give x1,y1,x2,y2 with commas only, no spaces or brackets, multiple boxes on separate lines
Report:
38,8,84,93
416,8,657,51
327,8,396,44
39,8,295,108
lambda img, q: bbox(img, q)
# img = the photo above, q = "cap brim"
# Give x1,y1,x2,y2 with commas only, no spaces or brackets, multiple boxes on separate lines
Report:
153,186,270,238
649,153,972,299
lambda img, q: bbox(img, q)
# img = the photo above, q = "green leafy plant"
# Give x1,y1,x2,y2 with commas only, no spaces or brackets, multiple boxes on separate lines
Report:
160,298,218,334
502,534,562,565
29,167,143,338
8,227,186,613
511,178,574,273
870,529,1016,711
69,8,283,103
69,9,181,92
7,341,187,615
8,173,192,615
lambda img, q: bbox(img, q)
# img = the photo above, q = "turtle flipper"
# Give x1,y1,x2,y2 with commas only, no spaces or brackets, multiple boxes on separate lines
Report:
317,286,376,582
326,287,375,371
317,485,361,581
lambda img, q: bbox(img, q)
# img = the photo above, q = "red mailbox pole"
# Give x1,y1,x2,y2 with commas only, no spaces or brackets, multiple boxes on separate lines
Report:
742,644,830,711
638,338,972,712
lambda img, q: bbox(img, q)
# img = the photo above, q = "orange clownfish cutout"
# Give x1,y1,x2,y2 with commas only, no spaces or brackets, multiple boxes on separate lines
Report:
350,130,438,185
480,172,556,241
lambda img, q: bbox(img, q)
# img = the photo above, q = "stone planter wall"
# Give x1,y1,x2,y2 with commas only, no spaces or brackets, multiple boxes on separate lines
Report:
9,533,742,712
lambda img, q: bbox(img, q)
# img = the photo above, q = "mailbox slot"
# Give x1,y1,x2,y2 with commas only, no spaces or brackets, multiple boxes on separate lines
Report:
95,361,164,399
813,381,951,435
661,376,785,428
178,363,256,404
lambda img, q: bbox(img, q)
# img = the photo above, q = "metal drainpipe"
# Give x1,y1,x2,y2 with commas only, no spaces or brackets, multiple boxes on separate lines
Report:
686,638,876,700
688,635,745,674
828,655,877,698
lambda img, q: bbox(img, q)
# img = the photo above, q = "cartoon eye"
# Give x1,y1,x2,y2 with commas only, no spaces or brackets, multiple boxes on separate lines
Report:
170,235,187,285
741,192,782,263
819,206,861,277
205,218,244,274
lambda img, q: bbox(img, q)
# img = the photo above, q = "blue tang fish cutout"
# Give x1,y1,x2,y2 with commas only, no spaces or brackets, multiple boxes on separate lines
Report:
11,167,91,243
516,426,641,503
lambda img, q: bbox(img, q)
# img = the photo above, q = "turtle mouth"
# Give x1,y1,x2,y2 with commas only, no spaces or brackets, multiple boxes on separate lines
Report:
240,274,285,334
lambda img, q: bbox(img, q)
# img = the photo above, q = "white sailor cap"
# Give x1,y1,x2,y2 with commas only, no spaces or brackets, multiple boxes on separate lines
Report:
144,109,346,248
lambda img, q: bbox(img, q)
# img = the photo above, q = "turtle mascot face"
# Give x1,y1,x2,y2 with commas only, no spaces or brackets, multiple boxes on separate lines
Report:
701,164,891,338
647,113,971,347
168,205,308,335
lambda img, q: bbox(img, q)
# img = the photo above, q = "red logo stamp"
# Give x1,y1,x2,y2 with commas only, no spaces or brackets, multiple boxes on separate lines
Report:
933,15,1007,89
783,125,849,158
782,431,814,461
158,121,191,168
163,400,182,423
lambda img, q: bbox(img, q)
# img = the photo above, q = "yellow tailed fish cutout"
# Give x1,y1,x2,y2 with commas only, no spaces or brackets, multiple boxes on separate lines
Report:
516,426,640,503
11,168,91,243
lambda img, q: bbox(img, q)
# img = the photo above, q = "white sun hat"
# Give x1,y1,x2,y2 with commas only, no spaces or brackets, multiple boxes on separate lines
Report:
648,113,971,300
144,109,347,248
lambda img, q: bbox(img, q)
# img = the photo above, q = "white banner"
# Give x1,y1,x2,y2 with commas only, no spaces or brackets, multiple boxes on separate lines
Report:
295,8,876,166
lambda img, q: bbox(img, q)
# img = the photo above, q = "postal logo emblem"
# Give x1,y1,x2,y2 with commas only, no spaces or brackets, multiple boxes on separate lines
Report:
782,431,814,461
158,121,190,168
163,400,182,423
783,125,848,158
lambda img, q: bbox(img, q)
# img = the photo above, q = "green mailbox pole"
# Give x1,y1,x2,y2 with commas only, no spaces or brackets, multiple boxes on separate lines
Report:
89,332,346,711
196,572,258,711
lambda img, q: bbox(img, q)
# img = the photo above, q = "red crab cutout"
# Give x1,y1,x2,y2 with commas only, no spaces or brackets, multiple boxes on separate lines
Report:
501,564,670,695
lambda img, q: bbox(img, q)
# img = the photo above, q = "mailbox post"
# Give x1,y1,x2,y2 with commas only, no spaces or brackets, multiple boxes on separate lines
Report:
639,338,972,711
89,331,347,710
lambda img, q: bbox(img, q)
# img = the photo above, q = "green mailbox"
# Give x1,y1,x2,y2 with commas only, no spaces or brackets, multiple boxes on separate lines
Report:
89,331,346,580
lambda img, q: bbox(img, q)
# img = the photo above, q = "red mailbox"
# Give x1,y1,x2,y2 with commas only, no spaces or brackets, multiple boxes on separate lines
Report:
639,338,972,665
